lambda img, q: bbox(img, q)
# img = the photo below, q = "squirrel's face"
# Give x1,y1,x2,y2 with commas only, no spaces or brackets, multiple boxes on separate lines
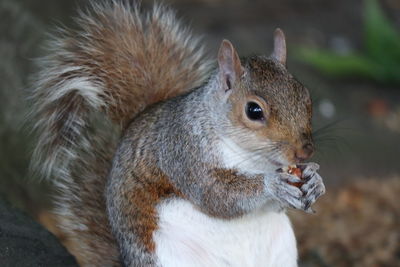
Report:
217,30,314,169
228,57,314,165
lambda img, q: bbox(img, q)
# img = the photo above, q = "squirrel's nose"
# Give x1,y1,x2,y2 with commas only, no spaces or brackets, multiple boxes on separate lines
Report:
295,143,314,162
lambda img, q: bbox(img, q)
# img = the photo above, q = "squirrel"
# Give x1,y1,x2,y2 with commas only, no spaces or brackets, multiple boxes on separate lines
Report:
30,1,325,266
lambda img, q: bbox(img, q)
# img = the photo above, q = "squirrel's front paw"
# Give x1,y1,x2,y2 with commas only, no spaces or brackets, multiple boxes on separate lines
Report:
298,163,326,213
268,163,325,213
267,172,305,211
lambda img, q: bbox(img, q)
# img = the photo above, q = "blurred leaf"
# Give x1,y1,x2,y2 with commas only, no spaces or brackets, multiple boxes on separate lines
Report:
297,0,400,85
364,0,400,62
297,48,377,77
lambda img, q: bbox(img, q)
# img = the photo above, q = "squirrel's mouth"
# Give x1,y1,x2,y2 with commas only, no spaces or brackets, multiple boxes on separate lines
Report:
267,156,299,171
267,158,286,169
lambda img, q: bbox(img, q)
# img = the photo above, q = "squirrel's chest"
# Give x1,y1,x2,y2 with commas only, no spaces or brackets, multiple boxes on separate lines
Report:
153,199,298,267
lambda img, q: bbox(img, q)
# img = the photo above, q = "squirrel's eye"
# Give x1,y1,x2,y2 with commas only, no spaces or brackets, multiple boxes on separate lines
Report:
245,102,264,121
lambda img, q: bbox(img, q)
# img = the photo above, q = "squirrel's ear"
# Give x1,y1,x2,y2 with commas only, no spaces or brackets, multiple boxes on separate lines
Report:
218,39,244,92
271,28,287,66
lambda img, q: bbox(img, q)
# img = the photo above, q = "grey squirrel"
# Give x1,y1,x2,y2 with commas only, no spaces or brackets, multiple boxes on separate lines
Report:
30,1,325,266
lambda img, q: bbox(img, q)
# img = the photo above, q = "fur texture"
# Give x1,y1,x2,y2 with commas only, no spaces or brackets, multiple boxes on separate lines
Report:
105,56,324,265
30,1,325,266
31,0,211,180
30,1,210,265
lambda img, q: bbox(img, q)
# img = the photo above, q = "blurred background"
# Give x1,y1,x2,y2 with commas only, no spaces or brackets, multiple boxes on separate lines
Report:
0,0,399,266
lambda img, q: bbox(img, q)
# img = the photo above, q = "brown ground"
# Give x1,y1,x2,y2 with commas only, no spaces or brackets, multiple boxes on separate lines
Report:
291,177,400,266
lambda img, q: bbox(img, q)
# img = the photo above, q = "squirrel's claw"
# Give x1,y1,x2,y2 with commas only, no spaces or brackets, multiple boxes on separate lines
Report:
270,162,325,213
299,164,325,213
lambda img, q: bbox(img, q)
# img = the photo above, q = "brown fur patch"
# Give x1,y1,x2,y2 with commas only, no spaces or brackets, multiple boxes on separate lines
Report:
119,159,181,252
61,3,210,128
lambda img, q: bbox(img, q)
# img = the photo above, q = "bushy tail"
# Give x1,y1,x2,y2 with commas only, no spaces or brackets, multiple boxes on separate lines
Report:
30,1,211,265
31,0,211,179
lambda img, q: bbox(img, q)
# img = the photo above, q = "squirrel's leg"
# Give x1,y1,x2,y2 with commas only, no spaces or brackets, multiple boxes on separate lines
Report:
180,166,322,218
106,171,175,267
195,168,269,218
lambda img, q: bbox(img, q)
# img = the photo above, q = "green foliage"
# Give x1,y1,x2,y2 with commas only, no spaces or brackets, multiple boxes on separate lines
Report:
297,0,400,85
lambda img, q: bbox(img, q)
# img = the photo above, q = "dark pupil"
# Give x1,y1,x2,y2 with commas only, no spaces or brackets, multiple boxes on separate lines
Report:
246,102,264,120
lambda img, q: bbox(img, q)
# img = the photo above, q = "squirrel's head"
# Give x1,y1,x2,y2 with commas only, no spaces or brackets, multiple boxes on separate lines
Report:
215,29,313,170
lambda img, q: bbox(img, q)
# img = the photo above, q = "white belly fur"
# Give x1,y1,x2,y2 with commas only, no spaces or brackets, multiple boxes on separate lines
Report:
153,198,298,267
